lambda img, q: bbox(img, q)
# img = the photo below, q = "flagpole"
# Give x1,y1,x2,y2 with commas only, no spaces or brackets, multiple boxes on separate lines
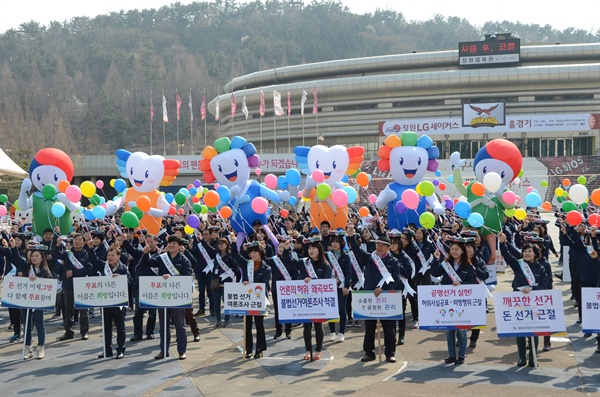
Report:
231,91,236,135
150,89,153,155
217,87,221,138
176,89,180,155
162,89,166,156
203,88,207,149
190,88,194,155
274,114,277,153
287,92,291,152
302,116,305,146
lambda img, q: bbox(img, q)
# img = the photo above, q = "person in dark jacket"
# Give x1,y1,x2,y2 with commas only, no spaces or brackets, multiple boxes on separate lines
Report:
326,233,353,343
464,240,489,348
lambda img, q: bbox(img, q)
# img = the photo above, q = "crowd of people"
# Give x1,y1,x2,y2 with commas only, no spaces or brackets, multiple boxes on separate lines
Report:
2,203,599,366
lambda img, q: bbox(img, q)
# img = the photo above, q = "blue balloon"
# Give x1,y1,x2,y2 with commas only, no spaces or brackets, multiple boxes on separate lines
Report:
285,169,301,186
277,176,288,189
165,193,174,204
467,212,484,228
525,192,542,208
189,187,197,196
114,179,126,193
455,201,472,218
51,203,66,217
344,186,357,204
289,196,297,206
84,209,95,221
216,185,231,203
99,197,106,205
435,170,442,177
448,175,454,183
92,206,106,219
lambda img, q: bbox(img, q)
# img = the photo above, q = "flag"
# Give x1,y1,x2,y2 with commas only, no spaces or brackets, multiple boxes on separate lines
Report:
242,95,248,120
200,95,206,120
176,92,182,120
215,95,220,121
259,89,265,117
287,91,291,117
273,90,284,116
188,91,193,122
150,96,155,123
300,89,307,116
231,92,237,117
162,94,168,123
312,87,318,115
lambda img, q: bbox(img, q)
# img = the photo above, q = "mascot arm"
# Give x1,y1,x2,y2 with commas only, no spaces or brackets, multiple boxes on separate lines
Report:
260,186,281,203
426,195,445,215
56,193,80,213
375,185,396,209
18,178,33,210
450,152,468,197
148,195,170,218
106,194,125,216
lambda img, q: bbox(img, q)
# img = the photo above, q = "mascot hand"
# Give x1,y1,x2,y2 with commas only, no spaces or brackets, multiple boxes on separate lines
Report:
433,204,445,215
230,185,241,197
277,190,290,202
375,186,396,208
148,208,165,218
305,175,317,190
450,152,465,170
105,201,118,216
20,178,32,194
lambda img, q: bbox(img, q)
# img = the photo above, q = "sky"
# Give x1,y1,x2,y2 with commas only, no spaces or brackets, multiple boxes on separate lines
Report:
1,0,598,34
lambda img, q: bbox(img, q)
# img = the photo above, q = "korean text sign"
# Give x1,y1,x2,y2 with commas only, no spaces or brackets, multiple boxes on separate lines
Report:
352,290,403,320
418,285,487,330
138,276,193,309
582,288,600,334
494,290,566,337
224,282,268,316
73,276,129,309
276,279,338,323
1,277,58,310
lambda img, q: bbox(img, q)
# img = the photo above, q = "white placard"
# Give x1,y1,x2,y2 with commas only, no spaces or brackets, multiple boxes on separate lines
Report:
417,285,487,330
495,254,506,273
224,282,268,316
73,276,129,309
486,264,498,285
562,246,571,282
276,279,339,323
352,290,403,320
1,277,57,310
494,290,566,337
582,287,600,334
138,276,193,309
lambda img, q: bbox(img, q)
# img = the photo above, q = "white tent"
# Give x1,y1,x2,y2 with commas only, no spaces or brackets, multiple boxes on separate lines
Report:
0,148,28,179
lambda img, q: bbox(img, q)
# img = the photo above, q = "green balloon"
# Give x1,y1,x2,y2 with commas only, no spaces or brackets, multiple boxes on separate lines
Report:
562,201,577,212
419,212,435,229
90,194,101,206
420,181,435,197
121,211,140,228
579,202,588,210
42,184,57,200
208,206,217,213
175,192,187,206
504,208,515,218
200,205,208,214
316,183,331,200
193,203,202,214
131,206,144,220
0,194,8,202
401,131,418,146
577,176,587,185
557,196,564,203
518,169,524,178
540,180,548,187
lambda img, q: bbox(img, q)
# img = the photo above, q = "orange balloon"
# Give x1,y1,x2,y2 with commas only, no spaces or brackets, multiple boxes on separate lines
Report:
471,182,485,197
541,201,552,211
358,206,370,217
591,189,600,206
58,180,70,193
219,206,232,218
136,195,151,212
562,178,570,187
356,172,369,188
203,190,220,208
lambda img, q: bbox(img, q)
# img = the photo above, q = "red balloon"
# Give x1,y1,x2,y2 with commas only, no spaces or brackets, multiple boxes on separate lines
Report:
168,205,177,215
588,213,600,227
177,208,185,215
565,210,583,226
280,209,289,218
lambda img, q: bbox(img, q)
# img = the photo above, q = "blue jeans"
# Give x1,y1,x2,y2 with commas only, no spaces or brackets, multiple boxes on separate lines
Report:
20,309,45,346
212,287,230,322
446,329,467,359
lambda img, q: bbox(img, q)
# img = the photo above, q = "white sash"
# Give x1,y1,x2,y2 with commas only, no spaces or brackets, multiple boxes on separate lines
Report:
198,243,214,274
415,244,432,275
216,254,236,282
291,250,299,261
246,260,254,283
435,239,448,258
325,252,345,288
404,253,416,279
104,262,113,277
271,256,292,281
360,242,367,252
7,264,17,277
440,261,462,283
67,250,84,270
477,277,494,298
399,275,416,297
302,258,318,279
370,252,395,289
28,265,35,277
518,259,537,287
159,253,180,276
347,251,365,290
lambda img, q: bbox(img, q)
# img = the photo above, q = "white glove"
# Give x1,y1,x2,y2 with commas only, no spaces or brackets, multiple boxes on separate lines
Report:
433,204,445,215
20,178,32,194
305,175,317,190
375,186,396,209
230,185,241,197
450,152,465,170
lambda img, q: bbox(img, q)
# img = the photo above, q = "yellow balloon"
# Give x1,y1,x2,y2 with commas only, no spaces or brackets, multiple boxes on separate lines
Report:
415,183,422,196
514,208,527,220
184,225,194,235
80,181,96,198
109,179,116,188
555,187,564,196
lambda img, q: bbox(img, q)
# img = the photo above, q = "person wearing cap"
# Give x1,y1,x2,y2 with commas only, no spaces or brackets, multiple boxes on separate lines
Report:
346,226,403,363
142,235,193,360
89,244,131,359
191,228,215,317
269,233,299,340
1,232,29,342
430,237,478,366
463,239,489,348
401,228,423,329
326,233,353,343
388,231,417,345
7,239,52,359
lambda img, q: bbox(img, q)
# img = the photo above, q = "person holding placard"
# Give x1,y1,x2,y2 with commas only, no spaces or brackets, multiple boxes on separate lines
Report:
325,233,353,343
1,232,30,343
271,234,300,340
280,236,332,361
498,231,549,367
8,240,53,359
232,241,272,358
142,235,193,360
430,236,478,365
464,239,489,349
90,245,131,359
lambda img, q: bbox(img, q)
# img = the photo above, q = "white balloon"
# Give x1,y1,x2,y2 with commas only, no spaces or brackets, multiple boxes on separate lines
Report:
483,172,502,193
513,177,521,185
569,184,588,205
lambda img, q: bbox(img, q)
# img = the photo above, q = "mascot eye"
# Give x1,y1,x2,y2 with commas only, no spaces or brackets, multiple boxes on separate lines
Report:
145,170,149,178
316,161,320,169
332,161,337,169
36,174,41,181
418,157,422,166
218,165,222,173
234,159,238,167
482,166,487,174
501,171,506,179
399,157,404,166
130,167,134,175
54,174,58,182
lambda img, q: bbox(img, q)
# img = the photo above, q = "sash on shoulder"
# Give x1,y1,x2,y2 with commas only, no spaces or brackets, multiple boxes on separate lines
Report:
216,254,236,282
370,252,394,289
302,258,318,279
440,261,462,283
246,260,254,283
104,262,113,277
291,250,299,261
404,253,416,279
159,253,180,276
415,245,432,275
198,243,214,274
347,251,365,290
399,275,416,297
67,250,84,270
325,252,345,288
271,256,292,281
28,265,35,277
435,239,448,258
518,259,537,287
6,264,17,277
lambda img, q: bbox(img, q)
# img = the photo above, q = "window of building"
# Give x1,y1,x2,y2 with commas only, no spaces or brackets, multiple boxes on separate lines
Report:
557,139,565,157
529,138,540,157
